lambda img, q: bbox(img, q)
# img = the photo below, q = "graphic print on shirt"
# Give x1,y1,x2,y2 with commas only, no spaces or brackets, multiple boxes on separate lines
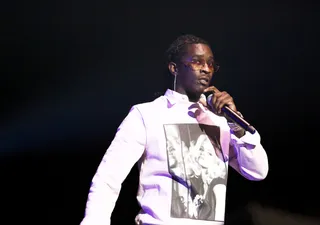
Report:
164,124,228,222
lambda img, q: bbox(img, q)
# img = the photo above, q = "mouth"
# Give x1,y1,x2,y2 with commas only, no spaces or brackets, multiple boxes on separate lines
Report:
198,77,209,86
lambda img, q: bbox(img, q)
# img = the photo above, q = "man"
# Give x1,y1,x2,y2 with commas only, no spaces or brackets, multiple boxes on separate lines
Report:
80,34,268,225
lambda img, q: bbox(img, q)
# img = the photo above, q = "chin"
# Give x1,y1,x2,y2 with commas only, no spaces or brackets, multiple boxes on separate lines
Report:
193,85,206,95
185,85,205,101
187,89,201,96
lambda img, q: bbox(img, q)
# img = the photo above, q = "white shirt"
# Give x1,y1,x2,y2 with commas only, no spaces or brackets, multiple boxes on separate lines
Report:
80,89,268,225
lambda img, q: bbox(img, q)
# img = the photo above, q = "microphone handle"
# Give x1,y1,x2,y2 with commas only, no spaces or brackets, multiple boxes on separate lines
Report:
206,94,256,134
222,105,256,134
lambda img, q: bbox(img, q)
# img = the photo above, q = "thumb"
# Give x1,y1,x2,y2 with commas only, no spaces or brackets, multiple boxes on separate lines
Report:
204,86,220,94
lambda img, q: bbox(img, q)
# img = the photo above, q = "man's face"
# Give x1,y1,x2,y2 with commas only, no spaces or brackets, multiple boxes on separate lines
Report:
177,43,215,95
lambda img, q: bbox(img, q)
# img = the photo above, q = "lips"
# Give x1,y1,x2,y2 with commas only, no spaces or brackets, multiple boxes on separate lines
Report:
199,77,209,86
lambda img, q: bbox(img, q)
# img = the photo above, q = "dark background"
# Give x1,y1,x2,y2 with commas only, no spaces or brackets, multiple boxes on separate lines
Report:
1,1,319,224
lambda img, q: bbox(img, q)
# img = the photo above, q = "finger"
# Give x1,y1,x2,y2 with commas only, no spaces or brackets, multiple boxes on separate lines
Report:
225,101,237,112
215,92,230,113
217,92,231,104
211,92,222,107
218,95,238,113
203,86,220,94
218,95,234,113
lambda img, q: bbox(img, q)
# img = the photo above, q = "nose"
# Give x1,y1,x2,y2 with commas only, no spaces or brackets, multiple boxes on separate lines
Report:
200,63,212,74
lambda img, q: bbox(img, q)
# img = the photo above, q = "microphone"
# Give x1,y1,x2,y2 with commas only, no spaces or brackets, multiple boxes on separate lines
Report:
206,94,256,134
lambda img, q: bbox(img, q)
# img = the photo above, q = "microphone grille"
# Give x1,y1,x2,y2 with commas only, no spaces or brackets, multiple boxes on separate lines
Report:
206,94,214,109
200,94,207,102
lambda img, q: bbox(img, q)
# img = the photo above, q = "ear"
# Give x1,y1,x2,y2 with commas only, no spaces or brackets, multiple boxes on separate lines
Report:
168,62,178,76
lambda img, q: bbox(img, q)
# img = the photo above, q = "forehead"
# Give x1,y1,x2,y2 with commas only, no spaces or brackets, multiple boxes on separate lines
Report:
184,43,213,58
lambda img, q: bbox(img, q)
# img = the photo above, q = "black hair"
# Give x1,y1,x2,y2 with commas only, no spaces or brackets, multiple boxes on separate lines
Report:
165,34,210,64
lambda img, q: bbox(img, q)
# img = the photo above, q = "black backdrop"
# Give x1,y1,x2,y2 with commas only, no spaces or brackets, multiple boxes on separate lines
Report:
1,1,319,225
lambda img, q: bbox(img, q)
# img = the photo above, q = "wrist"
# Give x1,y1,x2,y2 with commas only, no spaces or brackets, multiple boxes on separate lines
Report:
228,111,245,137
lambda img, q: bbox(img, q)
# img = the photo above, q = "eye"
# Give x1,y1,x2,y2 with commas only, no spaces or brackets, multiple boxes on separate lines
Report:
191,59,201,64
207,61,214,67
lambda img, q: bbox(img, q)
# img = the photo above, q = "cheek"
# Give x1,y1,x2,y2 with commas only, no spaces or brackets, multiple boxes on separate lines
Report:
184,71,198,83
182,74,195,88
178,67,199,87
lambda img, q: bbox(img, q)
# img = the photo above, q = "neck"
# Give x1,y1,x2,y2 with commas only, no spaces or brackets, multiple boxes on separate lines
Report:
175,86,201,102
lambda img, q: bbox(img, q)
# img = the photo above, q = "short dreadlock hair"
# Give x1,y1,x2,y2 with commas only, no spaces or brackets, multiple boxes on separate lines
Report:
166,34,210,64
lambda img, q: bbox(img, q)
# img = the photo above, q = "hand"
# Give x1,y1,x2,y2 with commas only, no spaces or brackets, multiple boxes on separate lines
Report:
201,86,246,138
203,86,237,115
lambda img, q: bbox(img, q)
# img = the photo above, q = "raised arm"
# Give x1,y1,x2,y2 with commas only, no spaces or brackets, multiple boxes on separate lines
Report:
200,86,269,180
